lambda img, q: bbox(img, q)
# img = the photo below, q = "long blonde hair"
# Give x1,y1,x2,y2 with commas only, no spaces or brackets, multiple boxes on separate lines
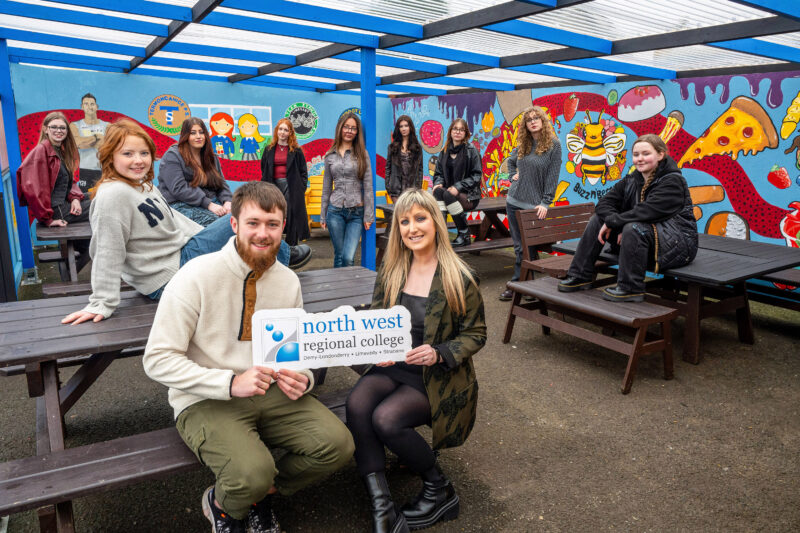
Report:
381,189,477,315
516,106,556,157
38,112,79,178
92,119,156,198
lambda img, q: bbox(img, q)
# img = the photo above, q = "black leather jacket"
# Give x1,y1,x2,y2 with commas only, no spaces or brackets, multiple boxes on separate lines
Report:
433,144,483,202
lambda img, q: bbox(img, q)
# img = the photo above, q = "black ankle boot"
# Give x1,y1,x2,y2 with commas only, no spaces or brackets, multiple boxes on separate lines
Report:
401,464,460,529
363,472,409,533
451,214,471,247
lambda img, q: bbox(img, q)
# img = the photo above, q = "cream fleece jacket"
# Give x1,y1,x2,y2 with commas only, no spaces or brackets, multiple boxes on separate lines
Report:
143,237,313,419
84,180,202,317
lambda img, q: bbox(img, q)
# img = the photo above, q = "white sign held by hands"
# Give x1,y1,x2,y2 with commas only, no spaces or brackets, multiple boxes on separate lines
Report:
252,305,412,370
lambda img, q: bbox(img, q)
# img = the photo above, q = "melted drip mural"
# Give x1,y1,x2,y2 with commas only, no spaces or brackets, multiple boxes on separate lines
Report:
393,70,800,292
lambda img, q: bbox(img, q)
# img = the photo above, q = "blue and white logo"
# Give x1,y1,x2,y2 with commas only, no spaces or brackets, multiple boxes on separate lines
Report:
260,318,300,363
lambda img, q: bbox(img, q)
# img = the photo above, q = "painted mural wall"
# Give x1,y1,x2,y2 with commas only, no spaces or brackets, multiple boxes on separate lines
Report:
392,70,800,289
10,64,394,231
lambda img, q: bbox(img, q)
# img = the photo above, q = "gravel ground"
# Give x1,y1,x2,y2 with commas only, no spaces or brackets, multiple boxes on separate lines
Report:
3,230,799,532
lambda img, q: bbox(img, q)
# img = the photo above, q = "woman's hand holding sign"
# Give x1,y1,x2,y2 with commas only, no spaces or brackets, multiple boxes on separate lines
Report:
231,366,275,397
406,344,439,367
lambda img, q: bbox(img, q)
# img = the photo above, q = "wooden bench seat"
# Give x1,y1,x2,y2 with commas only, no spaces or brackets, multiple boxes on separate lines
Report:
502,277,678,394
747,268,800,312
0,389,349,517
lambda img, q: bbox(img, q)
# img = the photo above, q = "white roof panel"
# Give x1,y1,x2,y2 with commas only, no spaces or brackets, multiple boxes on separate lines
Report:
305,58,410,78
422,29,563,57
153,51,265,68
7,41,132,61
757,32,800,49
0,14,155,46
448,69,565,85
175,24,329,55
137,65,234,77
267,71,348,84
286,0,511,25
524,0,774,40
16,0,173,24
611,45,785,71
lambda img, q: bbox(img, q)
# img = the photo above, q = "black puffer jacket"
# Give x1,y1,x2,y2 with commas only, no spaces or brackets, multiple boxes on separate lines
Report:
595,156,698,272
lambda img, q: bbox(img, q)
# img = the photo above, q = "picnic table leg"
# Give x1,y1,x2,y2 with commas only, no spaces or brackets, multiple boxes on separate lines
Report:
662,320,674,381
502,289,521,343
39,362,76,533
58,352,119,414
682,284,702,365
733,282,754,345
483,211,510,239
65,241,78,282
621,326,646,394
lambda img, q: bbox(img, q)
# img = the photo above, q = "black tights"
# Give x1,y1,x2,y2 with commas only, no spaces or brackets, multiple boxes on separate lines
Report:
346,372,434,477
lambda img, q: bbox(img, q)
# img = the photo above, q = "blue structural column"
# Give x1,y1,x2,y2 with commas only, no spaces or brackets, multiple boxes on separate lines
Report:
0,39,35,270
360,47,377,270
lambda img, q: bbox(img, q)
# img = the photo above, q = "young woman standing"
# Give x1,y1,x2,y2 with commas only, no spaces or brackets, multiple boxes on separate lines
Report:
157,117,233,227
385,115,423,202
260,118,310,247
320,112,374,268
499,106,561,300
432,118,482,247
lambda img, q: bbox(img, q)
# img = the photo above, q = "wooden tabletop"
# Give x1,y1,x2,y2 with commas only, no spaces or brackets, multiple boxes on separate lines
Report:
35,221,92,241
553,234,800,286
0,266,376,368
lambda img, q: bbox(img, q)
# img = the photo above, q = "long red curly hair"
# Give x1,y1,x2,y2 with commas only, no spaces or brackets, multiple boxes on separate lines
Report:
268,118,300,152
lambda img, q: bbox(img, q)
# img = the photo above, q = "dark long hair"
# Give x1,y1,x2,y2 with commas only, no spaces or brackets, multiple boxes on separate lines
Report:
177,117,224,189
327,112,369,179
38,112,79,178
443,118,471,153
389,115,421,160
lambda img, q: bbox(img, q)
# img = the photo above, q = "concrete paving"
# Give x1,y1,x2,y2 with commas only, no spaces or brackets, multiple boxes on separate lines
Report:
2,230,799,532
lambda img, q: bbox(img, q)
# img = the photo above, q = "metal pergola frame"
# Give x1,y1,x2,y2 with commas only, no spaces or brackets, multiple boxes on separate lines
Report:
1,0,800,274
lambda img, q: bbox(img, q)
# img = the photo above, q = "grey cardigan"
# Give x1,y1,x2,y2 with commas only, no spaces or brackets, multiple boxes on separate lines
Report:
506,139,561,210
157,145,232,208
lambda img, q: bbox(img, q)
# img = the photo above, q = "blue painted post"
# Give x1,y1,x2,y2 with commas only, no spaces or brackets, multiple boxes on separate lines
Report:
360,47,377,270
0,39,35,271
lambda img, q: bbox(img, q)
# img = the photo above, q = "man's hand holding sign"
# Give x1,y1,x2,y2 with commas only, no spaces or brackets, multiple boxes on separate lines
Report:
253,305,412,370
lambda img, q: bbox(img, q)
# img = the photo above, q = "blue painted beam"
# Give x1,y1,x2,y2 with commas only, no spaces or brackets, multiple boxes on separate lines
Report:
134,69,229,83
557,58,676,79
730,1,800,22
202,11,380,48
515,0,558,6
0,28,145,57
408,76,515,92
508,64,616,84
334,51,447,74
162,42,295,65
378,84,447,96
7,55,125,72
388,43,499,68
283,66,365,82
144,56,260,76
7,48,130,70
51,0,191,21
222,0,423,38
0,1,169,36
0,39,35,271
360,47,377,270
247,75,338,91
240,79,317,92
710,38,800,63
483,20,612,53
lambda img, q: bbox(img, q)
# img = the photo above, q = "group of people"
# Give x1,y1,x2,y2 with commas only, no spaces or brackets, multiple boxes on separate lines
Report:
15,103,697,533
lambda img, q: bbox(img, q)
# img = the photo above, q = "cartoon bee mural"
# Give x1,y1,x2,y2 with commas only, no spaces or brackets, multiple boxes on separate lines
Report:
565,110,627,185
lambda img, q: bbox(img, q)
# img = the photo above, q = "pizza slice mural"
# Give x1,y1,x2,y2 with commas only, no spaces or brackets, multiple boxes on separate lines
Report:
678,96,778,167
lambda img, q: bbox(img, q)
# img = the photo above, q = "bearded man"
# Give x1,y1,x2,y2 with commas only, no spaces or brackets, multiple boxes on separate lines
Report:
144,182,353,533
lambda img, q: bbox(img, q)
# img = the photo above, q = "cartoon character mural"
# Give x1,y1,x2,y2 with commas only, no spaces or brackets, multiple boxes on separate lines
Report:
209,112,236,159
237,113,265,161
564,110,626,185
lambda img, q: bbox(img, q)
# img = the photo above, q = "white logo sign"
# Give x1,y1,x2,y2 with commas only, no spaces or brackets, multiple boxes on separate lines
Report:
252,306,412,370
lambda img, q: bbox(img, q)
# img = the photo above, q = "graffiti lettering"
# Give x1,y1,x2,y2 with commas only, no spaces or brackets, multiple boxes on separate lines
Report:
573,182,612,201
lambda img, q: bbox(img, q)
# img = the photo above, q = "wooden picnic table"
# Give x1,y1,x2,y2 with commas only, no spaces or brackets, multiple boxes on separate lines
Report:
0,266,376,532
36,222,92,282
378,196,511,241
553,234,800,364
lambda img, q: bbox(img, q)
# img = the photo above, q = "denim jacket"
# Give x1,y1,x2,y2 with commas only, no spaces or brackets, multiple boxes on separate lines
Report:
321,149,374,224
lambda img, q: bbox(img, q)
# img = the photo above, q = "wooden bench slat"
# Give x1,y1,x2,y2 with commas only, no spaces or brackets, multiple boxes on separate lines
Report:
759,268,800,285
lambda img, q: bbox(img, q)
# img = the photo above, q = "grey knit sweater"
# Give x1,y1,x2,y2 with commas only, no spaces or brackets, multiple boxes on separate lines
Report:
506,139,561,209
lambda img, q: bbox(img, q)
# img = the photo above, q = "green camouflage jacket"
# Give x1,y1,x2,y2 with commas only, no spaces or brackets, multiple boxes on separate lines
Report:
371,265,486,449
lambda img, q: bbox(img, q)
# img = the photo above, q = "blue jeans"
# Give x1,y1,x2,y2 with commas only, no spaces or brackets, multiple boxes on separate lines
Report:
148,214,290,299
326,205,363,268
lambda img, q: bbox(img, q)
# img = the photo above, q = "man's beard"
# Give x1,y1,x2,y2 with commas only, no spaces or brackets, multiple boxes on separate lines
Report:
236,237,278,273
